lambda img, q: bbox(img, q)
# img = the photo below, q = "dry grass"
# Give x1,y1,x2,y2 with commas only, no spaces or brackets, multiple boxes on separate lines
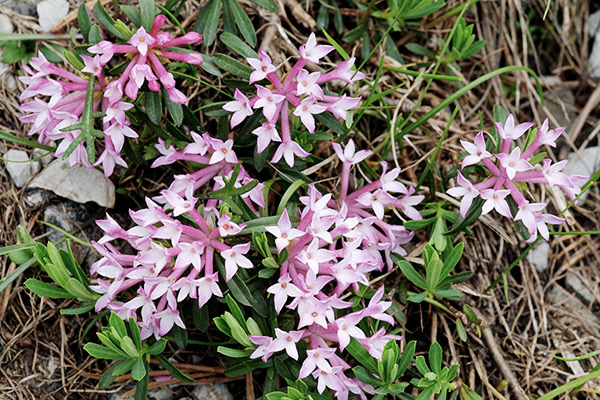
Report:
0,0,599,399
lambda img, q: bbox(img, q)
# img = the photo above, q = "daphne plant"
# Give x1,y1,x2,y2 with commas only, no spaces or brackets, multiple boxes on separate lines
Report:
447,114,588,242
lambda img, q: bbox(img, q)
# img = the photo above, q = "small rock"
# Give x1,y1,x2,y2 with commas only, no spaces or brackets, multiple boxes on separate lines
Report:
24,190,48,206
527,240,550,273
3,149,39,188
32,147,52,167
0,14,14,34
564,147,600,201
548,286,600,326
148,386,177,400
28,158,115,208
192,383,233,400
565,272,595,304
36,0,69,32
588,11,600,78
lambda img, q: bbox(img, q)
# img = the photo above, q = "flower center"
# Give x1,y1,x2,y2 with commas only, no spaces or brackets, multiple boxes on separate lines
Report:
306,253,311,259
262,66,268,72
341,325,347,330
281,282,287,288
223,224,229,230
302,106,307,111
169,277,175,283
281,233,288,239
230,252,236,257
313,352,319,357
508,162,515,167
139,37,145,42
493,193,498,199
311,312,318,317
268,96,273,102
287,336,293,342
221,148,228,154
301,81,307,86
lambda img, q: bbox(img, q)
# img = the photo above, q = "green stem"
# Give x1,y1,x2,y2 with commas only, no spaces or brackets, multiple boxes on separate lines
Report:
0,130,56,151
537,368,600,400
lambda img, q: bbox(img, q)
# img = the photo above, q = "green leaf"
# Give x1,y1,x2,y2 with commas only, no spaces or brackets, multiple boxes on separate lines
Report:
353,366,382,386
223,312,252,347
0,243,36,256
145,90,163,124
120,336,139,358
440,242,463,279
248,0,278,13
429,342,442,374
131,357,147,381
321,28,349,60
60,304,95,315
426,258,442,290
120,5,142,27
225,359,268,377
112,357,136,376
407,292,427,303
397,340,416,377
78,5,92,41
224,270,253,306
456,319,467,342
163,89,183,125
25,279,75,299
346,338,378,373
129,318,142,350
64,278,98,301
213,54,253,79
110,312,128,339
225,294,247,328
145,339,167,355
92,1,128,41
172,324,188,348
139,0,156,31
203,0,222,47
225,0,256,47
134,361,149,400
220,32,257,58
155,354,195,383
218,346,253,358
399,261,427,289
98,361,123,388
404,217,435,230
1,41,26,64
405,43,436,58
314,112,344,135
84,343,128,359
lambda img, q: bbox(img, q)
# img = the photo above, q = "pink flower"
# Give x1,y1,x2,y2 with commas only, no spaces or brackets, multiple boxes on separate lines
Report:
296,69,324,99
223,89,253,128
460,130,492,168
299,347,336,378
299,33,335,64
254,86,285,121
267,329,304,360
265,209,305,253
252,122,281,154
480,189,512,218
497,147,533,180
446,171,481,218
293,97,327,133
332,139,372,165
247,49,277,84
196,272,223,308
495,114,534,141
208,139,238,164
128,26,156,56
271,141,311,167
221,242,253,282
267,274,303,314
81,55,103,77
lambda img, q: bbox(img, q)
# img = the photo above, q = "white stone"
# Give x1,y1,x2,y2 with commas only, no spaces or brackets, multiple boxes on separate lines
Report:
36,0,69,32
192,383,233,400
527,240,549,273
588,11,600,78
28,158,115,207
565,272,595,304
3,149,39,187
33,147,52,167
564,147,600,201
0,14,14,34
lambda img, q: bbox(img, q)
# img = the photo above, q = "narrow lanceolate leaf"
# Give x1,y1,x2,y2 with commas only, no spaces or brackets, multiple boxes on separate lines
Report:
346,338,378,373
398,260,427,289
77,4,92,42
84,343,129,359
203,0,222,47
213,54,253,80
220,32,257,58
145,90,163,124
139,0,156,31
92,1,128,41
25,278,75,299
155,354,195,383
225,0,256,47
248,0,278,13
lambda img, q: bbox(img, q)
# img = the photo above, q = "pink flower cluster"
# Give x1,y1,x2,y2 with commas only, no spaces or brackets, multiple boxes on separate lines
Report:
89,136,264,339
223,33,365,167
19,52,137,176
447,115,587,242
89,14,203,104
18,14,203,176
247,140,423,398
